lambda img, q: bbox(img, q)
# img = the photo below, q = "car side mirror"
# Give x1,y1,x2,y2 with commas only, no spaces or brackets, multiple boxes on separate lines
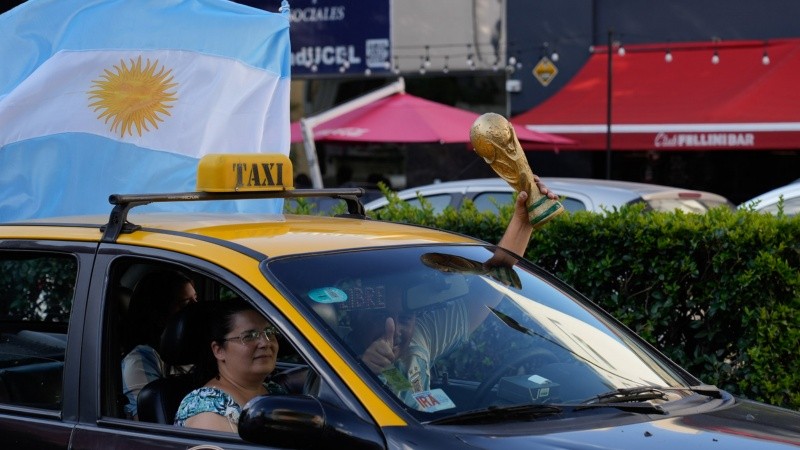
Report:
239,394,384,450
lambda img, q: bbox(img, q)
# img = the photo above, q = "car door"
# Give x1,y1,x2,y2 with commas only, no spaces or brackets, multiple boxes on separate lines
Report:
0,239,96,450
69,243,372,449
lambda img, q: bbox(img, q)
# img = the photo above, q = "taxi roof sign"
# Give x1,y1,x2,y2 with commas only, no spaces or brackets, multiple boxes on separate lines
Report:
197,154,294,193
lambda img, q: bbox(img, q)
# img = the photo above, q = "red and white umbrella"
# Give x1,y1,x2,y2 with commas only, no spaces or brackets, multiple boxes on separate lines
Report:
291,92,574,146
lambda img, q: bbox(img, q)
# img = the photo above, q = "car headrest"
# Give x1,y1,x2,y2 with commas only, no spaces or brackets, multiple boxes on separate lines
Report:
159,301,211,366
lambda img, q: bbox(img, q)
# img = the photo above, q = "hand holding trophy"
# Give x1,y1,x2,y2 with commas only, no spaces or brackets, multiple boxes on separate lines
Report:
470,112,564,228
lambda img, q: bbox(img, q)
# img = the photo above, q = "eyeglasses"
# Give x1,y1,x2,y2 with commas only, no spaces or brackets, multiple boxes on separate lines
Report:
221,326,280,345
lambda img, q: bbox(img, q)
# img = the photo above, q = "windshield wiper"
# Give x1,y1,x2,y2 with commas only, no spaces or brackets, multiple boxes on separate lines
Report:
575,401,667,415
428,404,562,425
677,384,723,399
571,385,724,415
585,386,669,404
586,385,722,405
577,387,669,415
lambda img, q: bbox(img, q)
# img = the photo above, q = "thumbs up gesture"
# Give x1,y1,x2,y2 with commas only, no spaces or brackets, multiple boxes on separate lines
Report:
361,317,400,374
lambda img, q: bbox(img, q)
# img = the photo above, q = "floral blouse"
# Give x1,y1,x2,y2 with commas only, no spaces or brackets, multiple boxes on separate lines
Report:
174,382,287,428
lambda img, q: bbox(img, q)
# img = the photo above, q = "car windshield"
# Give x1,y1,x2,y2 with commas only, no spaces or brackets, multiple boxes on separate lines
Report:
644,197,731,214
266,245,691,421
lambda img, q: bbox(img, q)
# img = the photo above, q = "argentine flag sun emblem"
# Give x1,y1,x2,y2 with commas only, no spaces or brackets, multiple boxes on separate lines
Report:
88,57,178,138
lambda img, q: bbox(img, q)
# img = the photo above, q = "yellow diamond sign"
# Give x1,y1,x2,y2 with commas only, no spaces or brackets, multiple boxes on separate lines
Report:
532,56,558,87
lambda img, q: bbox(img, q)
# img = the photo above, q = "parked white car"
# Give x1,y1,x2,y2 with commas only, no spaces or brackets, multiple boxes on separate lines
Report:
739,180,800,216
365,178,735,215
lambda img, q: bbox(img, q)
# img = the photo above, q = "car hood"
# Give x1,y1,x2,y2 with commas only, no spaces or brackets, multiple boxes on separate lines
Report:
452,399,800,449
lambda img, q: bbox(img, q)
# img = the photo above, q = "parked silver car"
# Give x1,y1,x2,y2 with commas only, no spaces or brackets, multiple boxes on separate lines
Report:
364,178,735,215
739,180,800,216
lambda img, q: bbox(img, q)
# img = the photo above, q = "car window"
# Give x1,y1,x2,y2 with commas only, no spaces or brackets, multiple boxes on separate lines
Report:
645,198,728,214
759,196,800,216
285,197,348,215
382,192,588,216
102,257,309,425
269,245,689,420
407,193,453,214
472,192,513,214
0,252,76,410
559,197,587,213
472,192,588,214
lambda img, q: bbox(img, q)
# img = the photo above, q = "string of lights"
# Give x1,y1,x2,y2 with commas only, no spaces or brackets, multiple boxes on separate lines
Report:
381,34,777,76
590,36,773,66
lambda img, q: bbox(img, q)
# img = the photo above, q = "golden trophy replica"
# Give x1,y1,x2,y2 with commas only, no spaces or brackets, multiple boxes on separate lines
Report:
470,112,564,228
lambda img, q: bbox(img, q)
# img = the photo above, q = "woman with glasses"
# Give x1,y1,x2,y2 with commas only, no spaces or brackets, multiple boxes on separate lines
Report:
174,298,286,432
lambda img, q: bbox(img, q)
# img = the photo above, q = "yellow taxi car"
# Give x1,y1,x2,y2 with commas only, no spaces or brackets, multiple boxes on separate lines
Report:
1,154,799,449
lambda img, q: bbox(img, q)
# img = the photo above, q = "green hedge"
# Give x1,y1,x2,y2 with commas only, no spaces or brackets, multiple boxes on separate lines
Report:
360,191,800,410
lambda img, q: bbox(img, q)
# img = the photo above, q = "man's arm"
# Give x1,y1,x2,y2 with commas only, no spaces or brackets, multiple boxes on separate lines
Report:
467,176,557,331
121,346,165,420
494,175,557,261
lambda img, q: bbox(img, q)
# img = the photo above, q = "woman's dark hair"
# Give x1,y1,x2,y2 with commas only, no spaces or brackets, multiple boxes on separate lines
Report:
192,298,256,382
122,270,194,354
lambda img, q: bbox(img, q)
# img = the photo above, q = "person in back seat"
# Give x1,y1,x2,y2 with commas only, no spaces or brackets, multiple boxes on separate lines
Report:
121,270,197,420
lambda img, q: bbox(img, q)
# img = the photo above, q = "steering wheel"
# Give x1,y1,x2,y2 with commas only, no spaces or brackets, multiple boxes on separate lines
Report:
472,348,559,408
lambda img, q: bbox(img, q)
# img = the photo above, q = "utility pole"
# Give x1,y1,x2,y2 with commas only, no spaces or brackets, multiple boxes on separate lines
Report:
606,29,613,180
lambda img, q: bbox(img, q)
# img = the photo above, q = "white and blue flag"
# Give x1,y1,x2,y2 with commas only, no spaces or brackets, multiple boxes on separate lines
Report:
0,0,291,222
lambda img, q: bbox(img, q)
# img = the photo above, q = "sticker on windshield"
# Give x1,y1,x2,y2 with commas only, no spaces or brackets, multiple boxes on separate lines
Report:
308,287,348,303
412,389,456,412
528,374,551,384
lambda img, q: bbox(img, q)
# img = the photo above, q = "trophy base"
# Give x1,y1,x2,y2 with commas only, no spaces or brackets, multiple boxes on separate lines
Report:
527,196,565,228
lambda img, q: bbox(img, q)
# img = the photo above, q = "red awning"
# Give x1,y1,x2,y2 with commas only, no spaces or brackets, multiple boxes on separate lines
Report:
292,92,575,147
512,39,800,150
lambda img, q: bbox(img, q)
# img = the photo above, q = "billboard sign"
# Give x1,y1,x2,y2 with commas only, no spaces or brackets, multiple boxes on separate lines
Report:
266,0,392,77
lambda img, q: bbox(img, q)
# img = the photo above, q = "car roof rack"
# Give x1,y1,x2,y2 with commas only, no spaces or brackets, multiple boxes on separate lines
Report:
100,188,366,243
